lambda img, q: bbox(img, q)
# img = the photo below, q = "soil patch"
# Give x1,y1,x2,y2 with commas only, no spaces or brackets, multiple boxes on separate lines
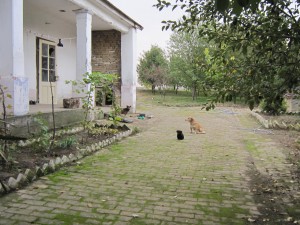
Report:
0,123,130,183
249,113,300,224
258,113,300,177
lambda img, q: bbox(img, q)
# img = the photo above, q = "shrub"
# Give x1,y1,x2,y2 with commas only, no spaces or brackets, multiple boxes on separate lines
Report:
259,97,287,115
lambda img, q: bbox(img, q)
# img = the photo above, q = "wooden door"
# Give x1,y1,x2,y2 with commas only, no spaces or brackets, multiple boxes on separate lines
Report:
39,40,57,104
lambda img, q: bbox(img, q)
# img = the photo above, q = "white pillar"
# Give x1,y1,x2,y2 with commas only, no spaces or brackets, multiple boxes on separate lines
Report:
0,0,28,116
75,9,92,80
75,9,94,106
121,28,137,113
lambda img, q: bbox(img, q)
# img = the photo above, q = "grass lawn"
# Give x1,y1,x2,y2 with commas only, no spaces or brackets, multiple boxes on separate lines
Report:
137,88,247,108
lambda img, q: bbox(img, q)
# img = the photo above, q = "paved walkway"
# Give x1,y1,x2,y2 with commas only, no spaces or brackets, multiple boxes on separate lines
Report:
0,103,299,224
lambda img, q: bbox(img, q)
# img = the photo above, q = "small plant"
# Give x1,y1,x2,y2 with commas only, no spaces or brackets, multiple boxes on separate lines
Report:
32,115,52,153
57,136,77,149
131,127,140,135
88,123,119,136
66,72,119,140
110,96,122,125
95,89,104,106
0,84,13,165
0,143,17,167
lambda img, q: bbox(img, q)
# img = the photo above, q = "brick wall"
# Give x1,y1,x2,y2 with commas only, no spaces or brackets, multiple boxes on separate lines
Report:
92,30,121,105
92,30,121,75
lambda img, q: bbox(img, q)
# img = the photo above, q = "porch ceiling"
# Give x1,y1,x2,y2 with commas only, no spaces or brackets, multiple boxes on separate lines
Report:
24,0,117,31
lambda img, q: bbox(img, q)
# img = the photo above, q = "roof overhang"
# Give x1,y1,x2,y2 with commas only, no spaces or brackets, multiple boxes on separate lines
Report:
72,0,143,32
24,0,143,33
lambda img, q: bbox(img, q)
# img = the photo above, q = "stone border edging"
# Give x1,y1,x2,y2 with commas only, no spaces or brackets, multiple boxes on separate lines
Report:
250,111,300,131
0,129,132,196
18,126,84,147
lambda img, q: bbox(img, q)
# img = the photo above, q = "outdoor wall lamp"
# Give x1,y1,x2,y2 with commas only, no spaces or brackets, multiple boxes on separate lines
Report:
57,39,63,47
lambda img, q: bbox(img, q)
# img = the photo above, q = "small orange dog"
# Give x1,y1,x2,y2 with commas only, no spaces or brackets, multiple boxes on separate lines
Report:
186,117,206,134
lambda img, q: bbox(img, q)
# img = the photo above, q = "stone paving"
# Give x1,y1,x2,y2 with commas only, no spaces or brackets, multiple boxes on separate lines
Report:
0,103,299,225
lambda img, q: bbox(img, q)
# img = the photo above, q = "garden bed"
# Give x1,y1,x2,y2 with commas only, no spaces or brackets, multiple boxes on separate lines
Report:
251,110,300,131
0,122,132,196
251,110,300,178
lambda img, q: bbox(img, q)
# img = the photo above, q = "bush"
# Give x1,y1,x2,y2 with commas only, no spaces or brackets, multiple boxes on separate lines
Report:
259,98,287,115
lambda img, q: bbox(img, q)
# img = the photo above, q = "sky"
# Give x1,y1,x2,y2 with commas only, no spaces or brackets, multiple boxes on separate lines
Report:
108,0,183,58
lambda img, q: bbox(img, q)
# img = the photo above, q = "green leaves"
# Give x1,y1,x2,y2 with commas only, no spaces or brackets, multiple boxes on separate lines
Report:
137,45,169,89
156,0,300,113
232,0,243,15
216,0,229,13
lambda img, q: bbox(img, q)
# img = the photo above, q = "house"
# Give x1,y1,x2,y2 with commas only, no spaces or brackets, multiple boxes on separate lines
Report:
0,0,143,116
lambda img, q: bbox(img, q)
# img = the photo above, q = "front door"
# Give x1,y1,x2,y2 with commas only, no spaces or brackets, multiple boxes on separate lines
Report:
39,40,57,104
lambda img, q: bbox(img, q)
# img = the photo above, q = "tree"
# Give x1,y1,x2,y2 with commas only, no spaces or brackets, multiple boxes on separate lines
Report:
168,54,186,94
137,45,169,93
168,30,211,100
155,0,300,114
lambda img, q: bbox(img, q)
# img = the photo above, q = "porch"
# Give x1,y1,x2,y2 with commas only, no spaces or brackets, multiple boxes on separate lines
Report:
6,104,112,137
0,0,143,117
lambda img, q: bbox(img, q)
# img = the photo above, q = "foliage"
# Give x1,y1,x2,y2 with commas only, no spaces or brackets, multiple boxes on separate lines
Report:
168,30,211,100
108,101,122,125
57,136,77,149
131,127,141,135
49,80,56,144
95,89,104,106
137,45,169,93
32,116,53,152
88,125,119,136
66,72,119,131
0,84,13,164
259,98,287,115
155,0,300,115
155,0,262,25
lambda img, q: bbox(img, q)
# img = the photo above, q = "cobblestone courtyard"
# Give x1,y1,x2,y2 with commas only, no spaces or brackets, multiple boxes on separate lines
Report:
0,93,299,224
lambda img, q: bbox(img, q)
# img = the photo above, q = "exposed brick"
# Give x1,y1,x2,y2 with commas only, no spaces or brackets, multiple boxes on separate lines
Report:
92,30,121,75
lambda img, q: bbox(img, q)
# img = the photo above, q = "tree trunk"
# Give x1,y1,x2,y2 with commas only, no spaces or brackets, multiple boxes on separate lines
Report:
192,85,197,101
202,86,208,97
151,84,156,94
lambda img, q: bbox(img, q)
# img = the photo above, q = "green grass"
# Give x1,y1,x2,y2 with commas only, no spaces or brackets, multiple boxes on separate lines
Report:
195,203,249,224
137,88,248,109
137,89,210,107
54,213,87,224
193,189,224,202
47,169,72,183
219,204,248,225
129,218,149,225
244,140,260,156
245,140,256,151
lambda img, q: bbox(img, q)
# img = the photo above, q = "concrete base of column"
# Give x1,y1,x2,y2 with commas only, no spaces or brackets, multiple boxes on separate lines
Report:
1,77,29,116
121,85,136,113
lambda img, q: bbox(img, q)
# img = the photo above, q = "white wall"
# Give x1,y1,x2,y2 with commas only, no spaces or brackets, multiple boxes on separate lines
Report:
121,28,137,112
0,0,29,116
0,1,15,78
23,3,77,104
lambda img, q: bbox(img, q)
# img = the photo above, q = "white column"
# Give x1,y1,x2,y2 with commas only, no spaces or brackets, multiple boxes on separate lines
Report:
121,28,137,113
75,9,94,106
0,0,28,116
75,9,92,80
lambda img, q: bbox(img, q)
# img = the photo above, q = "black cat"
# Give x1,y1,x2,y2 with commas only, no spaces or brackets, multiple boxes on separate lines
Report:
121,105,131,115
176,130,184,140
